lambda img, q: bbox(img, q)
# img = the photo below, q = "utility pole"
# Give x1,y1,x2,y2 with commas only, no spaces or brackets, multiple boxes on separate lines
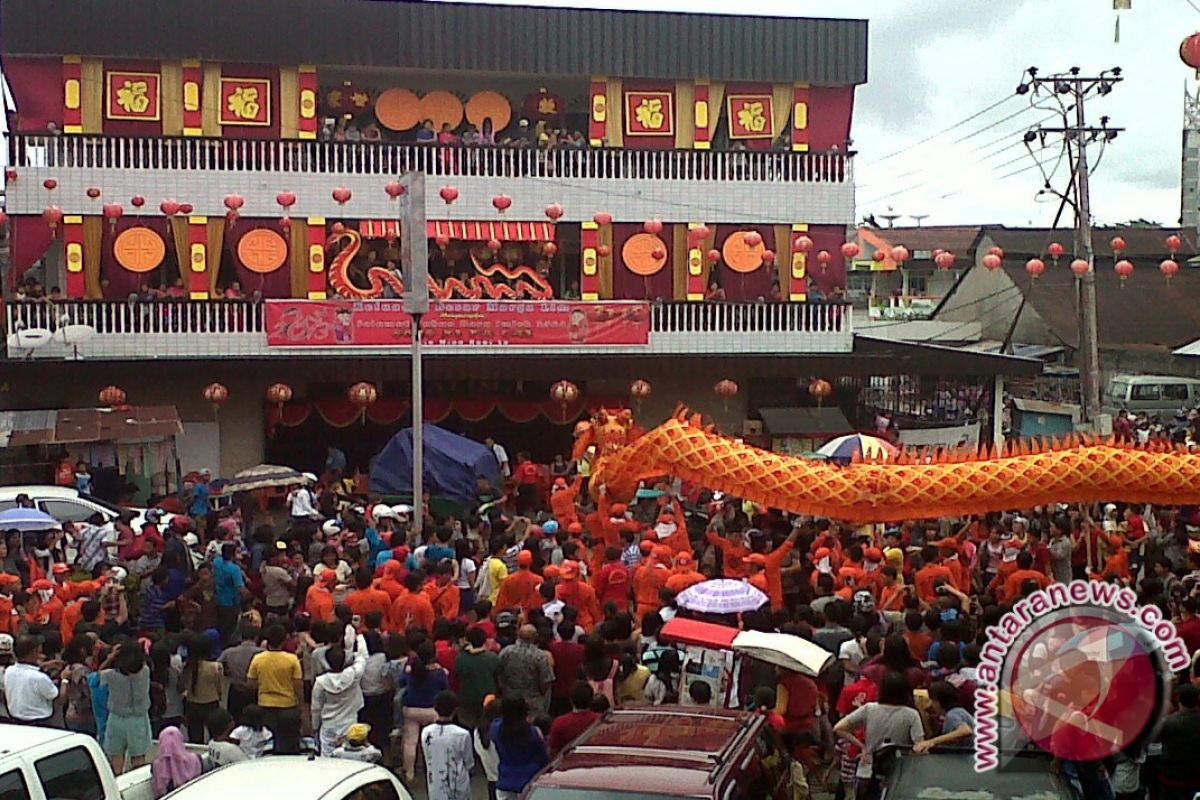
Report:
1019,67,1122,426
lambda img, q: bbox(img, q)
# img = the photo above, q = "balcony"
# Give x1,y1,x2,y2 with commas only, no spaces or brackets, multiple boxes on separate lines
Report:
5,299,853,360
6,135,854,226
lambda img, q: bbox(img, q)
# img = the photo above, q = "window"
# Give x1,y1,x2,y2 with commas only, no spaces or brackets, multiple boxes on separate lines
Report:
0,769,31,800
34,747,104,800
907,274,928,295
340,780,401,800
38,500,102,524
1163,384,1191,401
1106,381,1129,403
1131,384,1162,401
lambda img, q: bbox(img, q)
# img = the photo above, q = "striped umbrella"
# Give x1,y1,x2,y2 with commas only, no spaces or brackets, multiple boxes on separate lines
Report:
220,464,305,493
816,433,899,463
0,507,62,531
676,579,768,614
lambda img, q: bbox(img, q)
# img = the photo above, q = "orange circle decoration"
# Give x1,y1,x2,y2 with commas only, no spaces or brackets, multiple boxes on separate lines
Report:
722,231,766,274
622,233,668,276
418,90,464,131
374,88,422,131
113,228,166,273
237,229,289,274
465,91,512,132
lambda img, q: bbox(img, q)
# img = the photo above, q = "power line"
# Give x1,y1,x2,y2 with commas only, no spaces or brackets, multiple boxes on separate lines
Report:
858,95,1019,167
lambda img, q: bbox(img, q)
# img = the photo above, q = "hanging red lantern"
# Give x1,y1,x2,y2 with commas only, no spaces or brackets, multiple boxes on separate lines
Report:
629,379,652,400
86,187,101,199
130,195,145,208
714,379,739,410
761,250,776,265
543,242,559,257
597,244,611,258
224,194,244,213
706,248,721,265
890,245,909,264
793,235,813,253
593,211,614,226
1111,236,1127,253
650,245,666,260
3,168,16,181
178,203,194,216
202,382,229,417
1025,258,1046,278
42,205,63,231
872,249,886,263
742,230,763,247
1182,33,1200,71
1070,258,1091,277
1047,242,1065,261
689,224,711,245
0,211,8,227
1160,259,1180,281
934,251,956,270
550,380,580,408
643,218,664,235
331,222,347,235
265,382,294,413
276,191,297,210
1114,259,1134,282
98,385,126,407
102,202,123,231
988,246,1005,259
487,238,502,252
43,178,57,191
434,233,450,249
439,186,459,204
544,203,564,222
332,187,352,205
982,253,1002,270
816,250,832,267
160,200,180,217
1166,234,1182,254
808,379,832,407
280,217,293,232
492,194,513,212
348,381,379,423
840,242,860,259
384,181,405,200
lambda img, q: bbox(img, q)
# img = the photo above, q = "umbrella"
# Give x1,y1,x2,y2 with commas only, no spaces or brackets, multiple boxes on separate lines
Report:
816,433,899,463
221,464,304,493
731,630,834,677
676,579,768,614
0,507,62,532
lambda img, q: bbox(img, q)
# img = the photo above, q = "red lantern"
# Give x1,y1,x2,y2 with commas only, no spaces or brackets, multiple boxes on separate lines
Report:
1047,242,1065,261
202,382,229,417
98,385,126,407
1070,258,1091,277
1166,234,1182,254
3,168,16,181
690,224,711,245
643,218,664,235
1160,258,1180,281
224,194,244,212
348,382,379,421
86,187,101,199
982,253,1002,270
1114,259,1134,282
808,379,832,407
384,181,405,200
160,200,180,217
1182,33,1200,70
276,191,297,210
1025,258,1046,278
989,246,1005,259
872,249,886,263
43,178,57,191
706,249,721,264
487,238,502,252
816,250,832,266
434,233,450,249
0,211,7,227
714,379,739,410
543,242,559,257
1111,236,1127,253
593,211,613,226
742,230,763,247
840,242,860,259
332,187,352,205
793,235,813,253
102,202,123,231
890,245,909,264
439,186,459,204
331,221,347,235
597,244,611,258
650,246,666,260
492,194,513,212
42,205,63,231
934,251,956,270
761,250,776,265
544,203,564,222
131,195,145,208
629,379,652,400
266,382,293,413
178,203,194,215
550,380,580,407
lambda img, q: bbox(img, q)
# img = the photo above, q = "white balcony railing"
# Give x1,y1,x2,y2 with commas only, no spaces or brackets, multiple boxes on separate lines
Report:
11,134,851,185
6,299,852,359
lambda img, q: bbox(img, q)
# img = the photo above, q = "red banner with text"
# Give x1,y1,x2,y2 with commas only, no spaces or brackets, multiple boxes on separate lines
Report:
265,300,651,347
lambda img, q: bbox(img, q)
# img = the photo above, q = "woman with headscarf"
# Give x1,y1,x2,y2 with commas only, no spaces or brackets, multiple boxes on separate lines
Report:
151,725,203,798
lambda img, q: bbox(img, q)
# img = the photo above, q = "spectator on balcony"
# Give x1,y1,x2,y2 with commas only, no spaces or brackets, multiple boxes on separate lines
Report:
563,281,581,301
344,125,362,143
769,283,782,302
362,123,382,142
165,280,185,300
705,281,726,301
415,120,436,144
224,282,244,300
462,125,481,146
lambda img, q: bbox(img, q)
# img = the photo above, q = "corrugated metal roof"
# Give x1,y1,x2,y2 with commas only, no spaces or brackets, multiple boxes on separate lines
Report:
0,406,182,448
1,0,868,85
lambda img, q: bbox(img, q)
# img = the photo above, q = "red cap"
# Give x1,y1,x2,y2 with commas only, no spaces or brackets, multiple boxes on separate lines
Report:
814,547,832,560
518,550,534,566
560,560,580,580
543,565,561,580
319,570,338,586
567,522,584,535
675,552,693,566
51,563,71,575
864,548,884,562
747,553,768,567
610,503,627,516
554,477,568,488
30,579,53,591
639,539,655,553
651,545,673,562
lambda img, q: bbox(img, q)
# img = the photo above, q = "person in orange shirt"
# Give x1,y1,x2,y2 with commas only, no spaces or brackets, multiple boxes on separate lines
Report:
913,546,956,605
556,560,602,631
933,540,972,594
859,548,886,599
549,475,583,526
425,561,461,619
705,527,751,579
746,554,769,596
753,527,798,611
878,566,909,613
25,578,64,628
633,546,670,621
593,547,631,610
390,572,436,635
306,570,338,623
376,559,408,602
655,513,691,557
1090,535,1132,585
986,539,1025,597
345,568,392,626
1000,551,1054,601
665,552,706,595
60,595,102,646
494,550,543,618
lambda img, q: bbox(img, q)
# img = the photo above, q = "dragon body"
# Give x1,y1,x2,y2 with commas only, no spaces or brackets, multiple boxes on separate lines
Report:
327,229,554,301
590,408,1200,522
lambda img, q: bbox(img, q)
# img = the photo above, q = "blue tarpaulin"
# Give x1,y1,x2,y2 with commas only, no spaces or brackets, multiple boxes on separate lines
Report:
369,425,500,507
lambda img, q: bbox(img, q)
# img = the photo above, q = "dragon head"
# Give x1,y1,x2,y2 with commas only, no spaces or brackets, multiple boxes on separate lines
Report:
572,407,635,462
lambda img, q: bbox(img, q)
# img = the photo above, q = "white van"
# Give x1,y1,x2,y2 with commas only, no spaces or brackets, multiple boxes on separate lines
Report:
1103,374,1200,416
0,486,169,531
0,724,153,800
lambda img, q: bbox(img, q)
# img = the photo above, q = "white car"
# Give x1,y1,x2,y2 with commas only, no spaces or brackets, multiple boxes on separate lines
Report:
0,485,174,538
0,723,153,800
162,756,412,800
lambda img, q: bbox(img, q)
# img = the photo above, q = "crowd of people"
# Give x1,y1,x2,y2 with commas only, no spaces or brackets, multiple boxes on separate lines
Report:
1,445,1199,800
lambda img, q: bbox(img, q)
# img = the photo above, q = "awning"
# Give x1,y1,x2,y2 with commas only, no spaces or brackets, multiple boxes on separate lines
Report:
359,220,400,239
0,406,183,448
427,220,556,242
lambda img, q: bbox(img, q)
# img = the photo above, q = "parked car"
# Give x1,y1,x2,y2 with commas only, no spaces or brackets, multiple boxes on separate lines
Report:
0,485,173,537
875,745,1072,799
1103,373,1200,417
0,723,155,800
524,706,790,800
161,756,411,800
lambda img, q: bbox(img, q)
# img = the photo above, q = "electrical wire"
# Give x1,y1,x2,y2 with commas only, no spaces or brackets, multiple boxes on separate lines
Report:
858,95,1020,167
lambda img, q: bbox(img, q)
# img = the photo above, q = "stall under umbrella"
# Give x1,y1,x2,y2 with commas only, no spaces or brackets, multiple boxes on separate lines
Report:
221,464,305,493
676,579,768,615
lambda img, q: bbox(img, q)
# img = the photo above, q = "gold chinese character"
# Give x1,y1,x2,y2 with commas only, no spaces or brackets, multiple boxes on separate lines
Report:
326,89,343,108
737,101,768,134
350,90,370,108
538,97,557,114
116,80,151,115
634,97,666,130
227,86,261,120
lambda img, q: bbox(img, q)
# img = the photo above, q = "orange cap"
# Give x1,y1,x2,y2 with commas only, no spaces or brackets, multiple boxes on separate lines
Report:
610,503,628,516
814,547,832,560
639,539,655,553
30,579,53,591
518,550,534,566
554,477,567,488
51,563,71,575
864,548,884,561
561,560,580,580
567,522,584,535
0,573,19,586
675,552,693,566
1108,535,1125,549
651,545,673,562
319,570,338,585
543,564,561,580
747,553,768,567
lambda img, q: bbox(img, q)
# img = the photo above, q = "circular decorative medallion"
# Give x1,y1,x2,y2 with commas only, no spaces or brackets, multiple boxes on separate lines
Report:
374,88,422,131
237,228,288,274
721,232,766,274
113,228,166,273
465,91,512,132
621,233,668,276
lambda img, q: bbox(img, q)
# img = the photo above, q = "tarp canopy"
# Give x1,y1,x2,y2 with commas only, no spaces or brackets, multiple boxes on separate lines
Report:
369,424,500,507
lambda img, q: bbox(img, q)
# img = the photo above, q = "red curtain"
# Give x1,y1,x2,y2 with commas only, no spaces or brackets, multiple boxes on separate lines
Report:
808,86,856,151
716,225,776,300
9,216,55,290
4,58,63,132
612,223,673,300
228,222,292,298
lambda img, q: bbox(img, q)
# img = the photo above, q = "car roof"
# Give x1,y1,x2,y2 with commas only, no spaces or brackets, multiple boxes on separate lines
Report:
0,486,83,500
885,748,1067,799
1110,374,1200,384
537,707,758,797
0,724,84,753
163,756,386,799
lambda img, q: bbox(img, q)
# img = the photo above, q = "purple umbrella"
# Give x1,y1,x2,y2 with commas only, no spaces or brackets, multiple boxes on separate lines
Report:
676,579,768,614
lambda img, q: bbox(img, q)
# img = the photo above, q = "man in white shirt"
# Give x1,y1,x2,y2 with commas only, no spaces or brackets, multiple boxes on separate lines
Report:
421,692,473,800
485,437,510,478
5,636,59,724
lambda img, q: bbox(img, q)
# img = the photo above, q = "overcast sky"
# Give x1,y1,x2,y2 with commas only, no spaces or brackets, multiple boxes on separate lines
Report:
439,0,1199,228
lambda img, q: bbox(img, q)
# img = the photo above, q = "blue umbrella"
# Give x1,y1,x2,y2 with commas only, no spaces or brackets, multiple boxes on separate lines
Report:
816,433,899,463
0,507,62,531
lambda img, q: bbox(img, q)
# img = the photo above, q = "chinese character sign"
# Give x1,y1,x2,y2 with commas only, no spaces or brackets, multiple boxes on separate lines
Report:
727,94,775,139
624,91,674,137
106,72,161,121
219,77,271,126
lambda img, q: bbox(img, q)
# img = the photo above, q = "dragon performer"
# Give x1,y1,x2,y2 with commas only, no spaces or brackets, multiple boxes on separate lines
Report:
585,407,1200,523
326,228,554,300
